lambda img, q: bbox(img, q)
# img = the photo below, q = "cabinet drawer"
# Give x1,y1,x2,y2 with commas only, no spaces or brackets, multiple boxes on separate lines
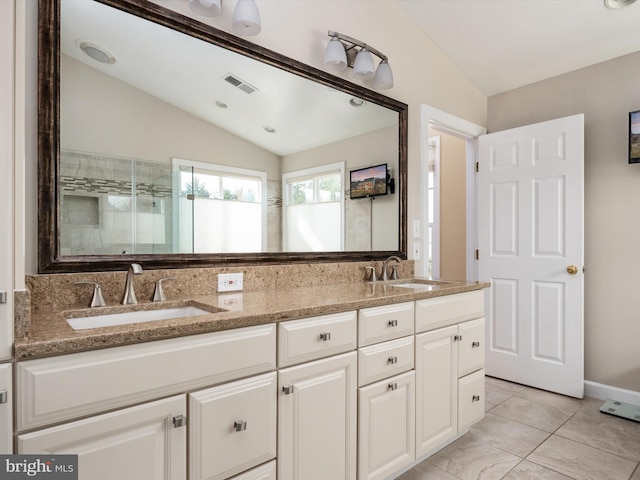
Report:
458,318,485,377
228,460,276,480
189,372,277,480
358,336,414,387
17,324,276,431
358,302,414,347
415,291,484,333
458,369,485,432
278,311,357,367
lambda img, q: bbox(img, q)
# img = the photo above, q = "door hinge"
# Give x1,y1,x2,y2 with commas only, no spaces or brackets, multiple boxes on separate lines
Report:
475,249,479,260
475,161,479,173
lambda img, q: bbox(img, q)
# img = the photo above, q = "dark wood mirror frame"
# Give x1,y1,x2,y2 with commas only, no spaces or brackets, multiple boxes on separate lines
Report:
38,0,408,273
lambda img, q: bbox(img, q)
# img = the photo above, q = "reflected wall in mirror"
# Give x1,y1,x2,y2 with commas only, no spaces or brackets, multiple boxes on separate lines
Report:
39,0,408,272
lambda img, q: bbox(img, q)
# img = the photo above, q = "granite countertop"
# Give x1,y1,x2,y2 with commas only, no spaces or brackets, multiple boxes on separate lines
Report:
15,278,489,360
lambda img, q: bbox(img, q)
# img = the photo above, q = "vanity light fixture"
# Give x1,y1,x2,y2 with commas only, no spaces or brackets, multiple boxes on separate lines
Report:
188,0,261,36
604,0,636,8
324,31,394,90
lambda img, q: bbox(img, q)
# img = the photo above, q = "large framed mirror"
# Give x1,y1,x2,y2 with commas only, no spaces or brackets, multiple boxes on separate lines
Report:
38,0,408,273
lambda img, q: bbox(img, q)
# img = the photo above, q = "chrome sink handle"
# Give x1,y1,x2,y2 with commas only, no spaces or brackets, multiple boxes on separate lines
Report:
153,277,176,302
74,281,106,308
364,266,378,282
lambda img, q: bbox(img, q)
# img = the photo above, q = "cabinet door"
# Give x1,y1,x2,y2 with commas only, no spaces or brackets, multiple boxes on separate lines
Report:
358,370,415,480
0,363,11,454
458,318,485,377
458,369,485,432
18,395,186,480
278,351,357,480
415,326,457,458
189,372,277,480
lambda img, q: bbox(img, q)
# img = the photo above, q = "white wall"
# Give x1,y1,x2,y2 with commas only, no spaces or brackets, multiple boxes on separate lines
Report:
488,50,640,393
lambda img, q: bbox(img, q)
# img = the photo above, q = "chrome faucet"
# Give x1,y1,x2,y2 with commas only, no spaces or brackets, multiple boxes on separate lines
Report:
382,256,401,281
122,263,143,305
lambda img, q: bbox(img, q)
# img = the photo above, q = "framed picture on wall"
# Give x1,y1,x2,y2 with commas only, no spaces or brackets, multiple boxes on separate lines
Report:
629,110,640,163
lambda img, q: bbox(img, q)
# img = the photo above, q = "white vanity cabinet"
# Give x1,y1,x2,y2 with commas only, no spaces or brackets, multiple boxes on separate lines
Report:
0,363,11,454
415,291,485,458
357,302,416,480
18,395,187,480
277,312,358,480
17,324,277,480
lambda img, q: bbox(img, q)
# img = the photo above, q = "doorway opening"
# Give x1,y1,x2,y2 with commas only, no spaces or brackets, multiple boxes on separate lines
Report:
420,105,486,281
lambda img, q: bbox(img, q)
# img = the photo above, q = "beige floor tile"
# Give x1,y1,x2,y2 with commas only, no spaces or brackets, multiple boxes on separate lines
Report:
485,389,511,406
485,401,496,412
396,461,462,480
555,405,640,461
502,460,573,479
631,465,640,480
485,377,527,396
489,396,573,432
528,435,637,480
515,387,584,413
427,433,520,480
470,413,550,457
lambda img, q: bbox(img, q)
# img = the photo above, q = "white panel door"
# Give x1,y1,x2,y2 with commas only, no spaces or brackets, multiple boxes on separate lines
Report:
478,114,584,398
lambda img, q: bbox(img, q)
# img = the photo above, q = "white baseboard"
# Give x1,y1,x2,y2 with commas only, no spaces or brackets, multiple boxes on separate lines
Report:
584,380,640,406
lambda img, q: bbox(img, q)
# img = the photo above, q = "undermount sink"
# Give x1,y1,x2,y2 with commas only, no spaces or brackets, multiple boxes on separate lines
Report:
65,303,223,330
383,278,459,290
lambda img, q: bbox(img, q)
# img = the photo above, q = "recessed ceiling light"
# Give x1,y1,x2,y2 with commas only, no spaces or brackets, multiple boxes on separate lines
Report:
215,101,228,109
349,97,366,107
263,126,276,133
78,41,116,64
604,0,636,9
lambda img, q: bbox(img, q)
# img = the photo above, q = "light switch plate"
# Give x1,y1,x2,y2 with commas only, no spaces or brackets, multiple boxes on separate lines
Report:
413,220,420,239
218,273,244,292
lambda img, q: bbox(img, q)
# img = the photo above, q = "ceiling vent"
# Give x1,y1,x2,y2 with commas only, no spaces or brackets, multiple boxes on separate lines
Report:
223,73,258,94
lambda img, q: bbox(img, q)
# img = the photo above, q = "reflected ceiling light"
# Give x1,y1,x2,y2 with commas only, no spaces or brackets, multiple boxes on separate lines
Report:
78,41,116,64
324,31,393,90
188,0,261,36
189,0,222,17
349,97,366,107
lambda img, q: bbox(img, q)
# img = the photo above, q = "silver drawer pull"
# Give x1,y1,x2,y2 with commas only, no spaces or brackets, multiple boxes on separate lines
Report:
173,415,187,428
234,420,247,432
282,385,294,395
454,334,463,342
319,332,331,341
0,390,6,404
387,356,398,365
388,320,398,327
472,395,481,402
472,341,480,348
388,382,398,391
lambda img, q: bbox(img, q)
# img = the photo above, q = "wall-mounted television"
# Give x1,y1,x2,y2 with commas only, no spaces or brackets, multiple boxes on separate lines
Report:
349,163,388,199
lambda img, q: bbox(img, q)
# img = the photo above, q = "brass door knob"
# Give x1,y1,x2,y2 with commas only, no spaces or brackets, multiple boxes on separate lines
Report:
567,265,579,275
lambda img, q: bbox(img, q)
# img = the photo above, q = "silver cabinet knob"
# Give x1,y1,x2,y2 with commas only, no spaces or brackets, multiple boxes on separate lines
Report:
387,356,398,365
234,420,247,432
388,320,398,327
472,341,480,348
0,390,6,404
282,385,294,395
388,383,398,391
472,395,481,402
173,415,187,428
319,332,331,341
454,334,463,342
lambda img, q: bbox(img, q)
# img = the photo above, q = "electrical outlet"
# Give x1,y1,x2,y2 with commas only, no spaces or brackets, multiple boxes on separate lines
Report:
413,242,421,261
218,273,244,292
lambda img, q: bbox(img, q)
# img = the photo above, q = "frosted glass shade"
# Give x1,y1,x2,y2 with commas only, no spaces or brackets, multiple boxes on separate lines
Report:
373,60,393,89
353,49,375,80
189,0,222,17
324,38,348,71
233,0,261,36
